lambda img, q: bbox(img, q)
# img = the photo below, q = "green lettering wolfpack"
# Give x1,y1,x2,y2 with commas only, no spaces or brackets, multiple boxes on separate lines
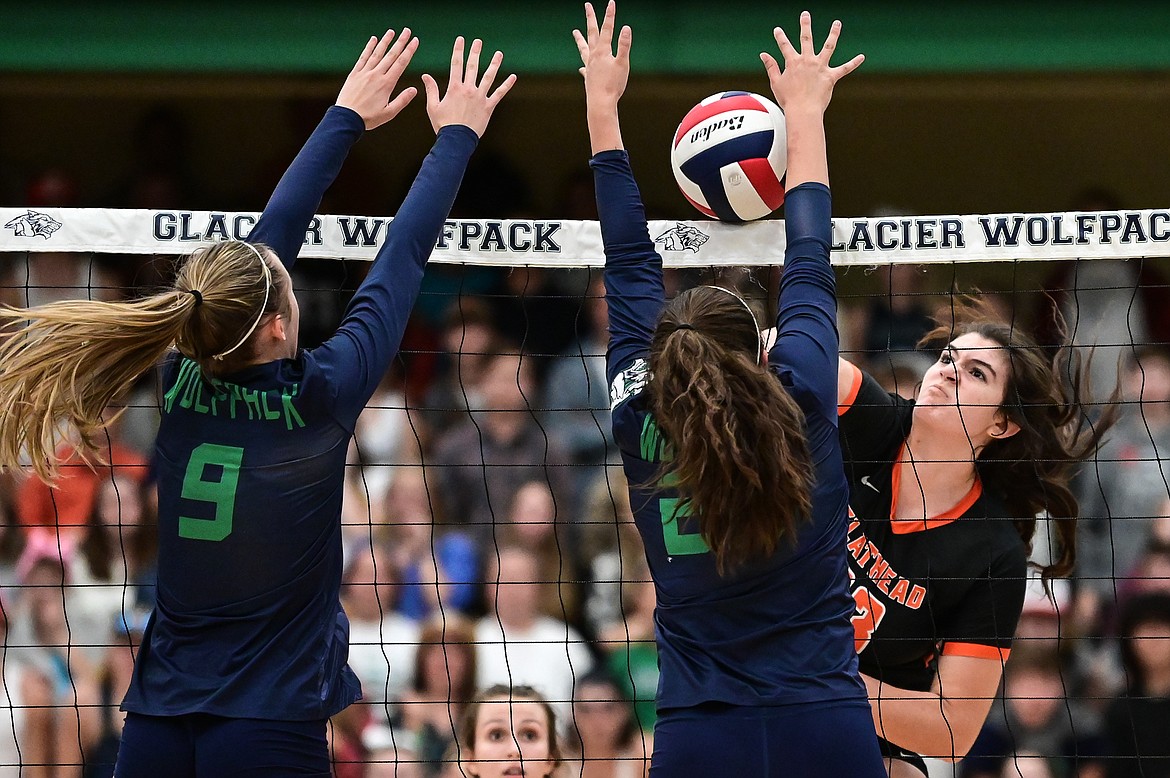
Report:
163,359,306,429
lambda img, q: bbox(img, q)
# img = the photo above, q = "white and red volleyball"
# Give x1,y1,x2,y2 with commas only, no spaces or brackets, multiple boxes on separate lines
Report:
670,91,786,223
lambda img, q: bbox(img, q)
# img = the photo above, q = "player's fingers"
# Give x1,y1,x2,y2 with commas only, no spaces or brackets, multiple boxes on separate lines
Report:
573,29,589,65
386,86,418,117
760,51,781,81
379,27,413,73
479,51,504,93
615,25,633,62
584,2,600,42
384,36,420,80
773,26,796,61
371,29,396,68
421,73,441,109
831,52,865,80
487,72,518,105
798,11,813,55
353,35,378,72
599,0,617,44
449,36,465,86
464,38,483,84
820,19,841,63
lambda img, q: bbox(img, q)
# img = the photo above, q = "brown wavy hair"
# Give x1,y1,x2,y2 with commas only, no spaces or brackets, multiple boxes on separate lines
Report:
411,614,478,709
457,684,563,769
918,295,1116,582
648,286,813,574
0,241,286,483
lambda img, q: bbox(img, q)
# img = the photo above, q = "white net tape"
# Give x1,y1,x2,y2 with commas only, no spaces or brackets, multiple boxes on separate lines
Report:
5,207,1170,265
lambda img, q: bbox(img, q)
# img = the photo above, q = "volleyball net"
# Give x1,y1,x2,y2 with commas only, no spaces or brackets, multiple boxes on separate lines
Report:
3,205,1170,777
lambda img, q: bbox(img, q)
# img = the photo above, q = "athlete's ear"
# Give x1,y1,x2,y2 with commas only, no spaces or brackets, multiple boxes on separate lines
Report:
989,412,1020,440
271,313,288,342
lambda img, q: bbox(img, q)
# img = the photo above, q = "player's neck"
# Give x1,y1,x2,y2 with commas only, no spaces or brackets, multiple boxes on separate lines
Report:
896,434,979,520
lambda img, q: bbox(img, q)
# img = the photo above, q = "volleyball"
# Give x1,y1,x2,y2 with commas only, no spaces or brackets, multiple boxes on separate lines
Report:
670,91,787,223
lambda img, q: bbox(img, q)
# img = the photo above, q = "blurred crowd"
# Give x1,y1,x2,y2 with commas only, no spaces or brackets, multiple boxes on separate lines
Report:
2,111,1170,778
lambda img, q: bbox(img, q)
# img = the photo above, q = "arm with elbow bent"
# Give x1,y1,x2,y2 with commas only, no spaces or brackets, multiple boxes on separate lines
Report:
864,654,1005,761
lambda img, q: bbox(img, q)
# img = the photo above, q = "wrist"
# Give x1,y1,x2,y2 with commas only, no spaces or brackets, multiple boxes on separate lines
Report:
782,104,826,121
586,97,621,117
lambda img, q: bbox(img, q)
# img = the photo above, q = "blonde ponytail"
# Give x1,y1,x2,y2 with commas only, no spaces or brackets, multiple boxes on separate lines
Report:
0,240,282,483
0,292,198,482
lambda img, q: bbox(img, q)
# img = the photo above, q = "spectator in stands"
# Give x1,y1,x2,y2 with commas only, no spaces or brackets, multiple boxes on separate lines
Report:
430,353,571,545
859,262,937,378
497,480,582,625
365,736,424,778
16,410,147,544
564,669,649,778
541,271,615,503
489,266,579,375
0,481,25,587
474,545,593,714
1101,593,1170,777
1078,346,1170,626
961,648,1105,778
576,471,640,636
419,299,503,440
71,476,157,662
8,544,87,778
574,472,656,731
383,467,479,622
1036,188,1170,406
0,597,23,775
77,612,148,778
399,615,478,777
455,684,563,778
341,541,420,723
344,362,414,524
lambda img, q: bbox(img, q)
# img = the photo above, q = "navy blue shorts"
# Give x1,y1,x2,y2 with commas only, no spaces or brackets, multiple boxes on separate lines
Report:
115,712,329,778
649,699,886,777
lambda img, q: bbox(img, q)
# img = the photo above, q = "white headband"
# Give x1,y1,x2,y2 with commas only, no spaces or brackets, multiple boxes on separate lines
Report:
703,285,764,365
213,242,273,361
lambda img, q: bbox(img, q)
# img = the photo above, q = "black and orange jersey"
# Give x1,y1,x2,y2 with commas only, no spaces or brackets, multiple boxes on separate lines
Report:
838,365,1028,692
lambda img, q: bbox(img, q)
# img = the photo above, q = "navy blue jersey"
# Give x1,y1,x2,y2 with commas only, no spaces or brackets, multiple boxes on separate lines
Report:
595,149,865,710
838,367,1028,692
122,109,478,720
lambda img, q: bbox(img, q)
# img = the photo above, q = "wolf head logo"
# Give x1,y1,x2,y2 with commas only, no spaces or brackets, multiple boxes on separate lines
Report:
654,223,710,253
4,210,63,239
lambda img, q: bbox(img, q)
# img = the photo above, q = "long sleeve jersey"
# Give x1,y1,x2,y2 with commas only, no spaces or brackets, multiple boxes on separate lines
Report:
596,149,866,710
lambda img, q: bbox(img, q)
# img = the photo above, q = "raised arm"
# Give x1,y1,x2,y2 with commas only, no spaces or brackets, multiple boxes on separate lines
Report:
317,37,516,414
761,13,863,415
576,2,664,385
250,29,420,267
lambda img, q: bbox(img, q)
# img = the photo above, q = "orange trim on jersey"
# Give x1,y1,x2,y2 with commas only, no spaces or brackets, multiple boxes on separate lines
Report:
889,444,984,534
941,642,1010,661
837,361,864,416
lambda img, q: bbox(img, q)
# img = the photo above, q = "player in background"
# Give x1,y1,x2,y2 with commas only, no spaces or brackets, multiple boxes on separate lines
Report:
0,30,515,777
835,297,1112,776
576,3,884,774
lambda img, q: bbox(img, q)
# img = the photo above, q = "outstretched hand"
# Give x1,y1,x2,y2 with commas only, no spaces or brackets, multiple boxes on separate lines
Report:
336,29,420,131
760,12,863,115
574,1,632,108
422,37,516,138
